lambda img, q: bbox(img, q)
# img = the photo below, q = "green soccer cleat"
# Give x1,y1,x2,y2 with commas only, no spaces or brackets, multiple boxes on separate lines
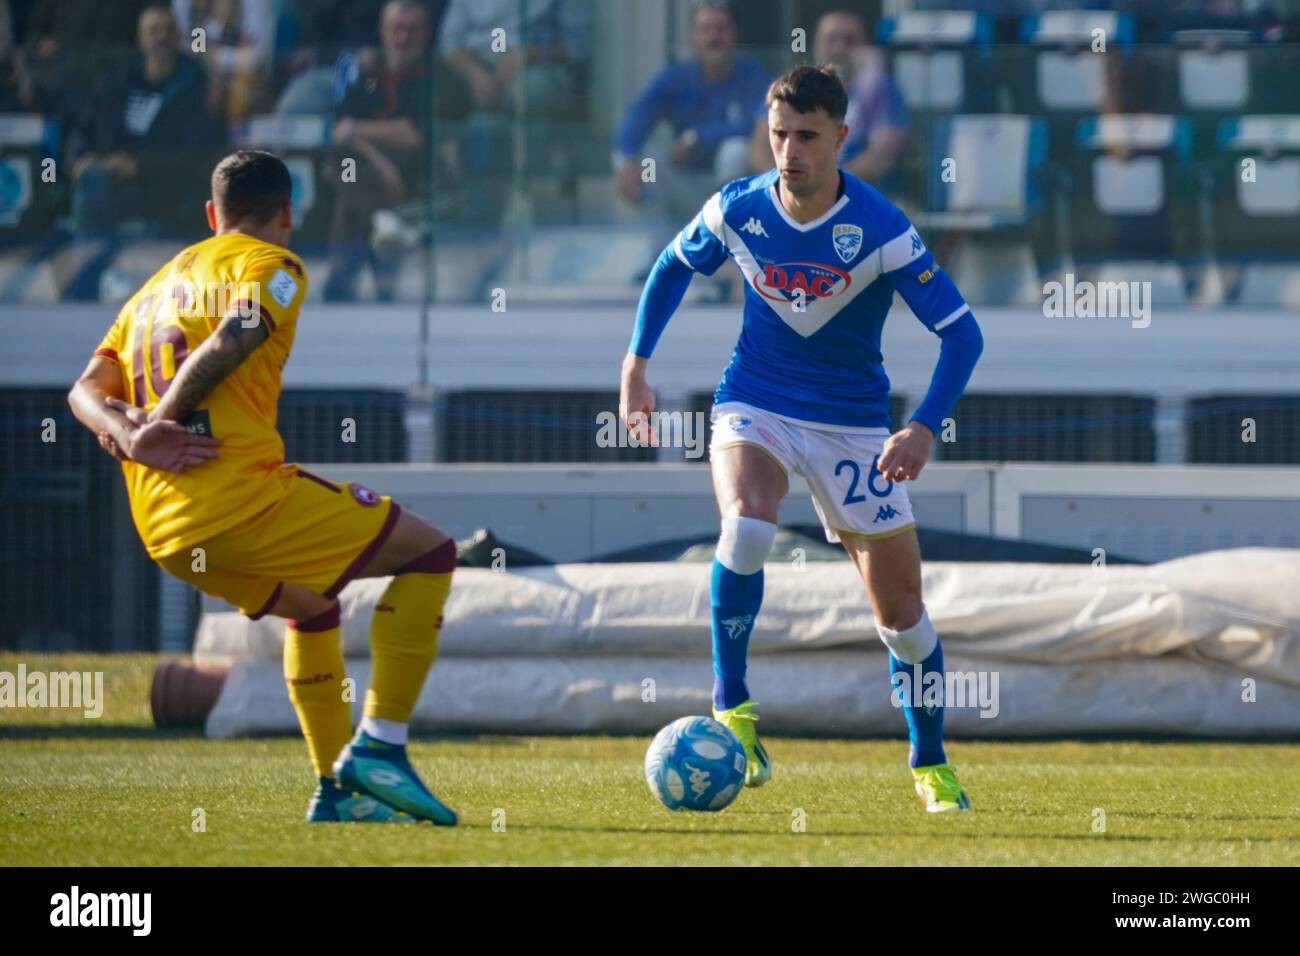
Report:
332,731,458,826
712,699,772,788
305,777,416,823
912,763,972,813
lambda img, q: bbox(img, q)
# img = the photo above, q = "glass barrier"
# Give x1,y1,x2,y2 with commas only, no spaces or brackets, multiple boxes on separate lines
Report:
0,1,1298,308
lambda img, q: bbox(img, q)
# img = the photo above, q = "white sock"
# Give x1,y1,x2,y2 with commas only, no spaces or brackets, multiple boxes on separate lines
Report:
875,606,938,666
360,715,408,746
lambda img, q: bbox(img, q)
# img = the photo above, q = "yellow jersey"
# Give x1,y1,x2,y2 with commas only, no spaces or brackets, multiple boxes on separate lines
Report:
93,232,308,558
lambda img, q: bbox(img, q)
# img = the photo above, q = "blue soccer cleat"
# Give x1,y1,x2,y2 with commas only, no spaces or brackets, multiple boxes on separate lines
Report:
305,776,416,823
332,731,458,826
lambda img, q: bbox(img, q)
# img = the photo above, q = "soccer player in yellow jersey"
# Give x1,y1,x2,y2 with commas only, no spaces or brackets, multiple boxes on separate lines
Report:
68,150,459,824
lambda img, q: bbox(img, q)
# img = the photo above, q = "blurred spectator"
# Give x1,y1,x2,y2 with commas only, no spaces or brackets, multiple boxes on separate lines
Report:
748,10,907,192
275,0,387,114
287,0,389,61
22,0,152,122
324,0,469,301
439,0,589,120
437,0,591,225
275,0,444,115
170,0,278,123
0,0,39,112
614,0,767,222
70,4,219,239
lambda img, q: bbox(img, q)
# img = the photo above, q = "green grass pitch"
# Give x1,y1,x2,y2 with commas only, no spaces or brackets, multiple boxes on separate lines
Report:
3,654,1299,866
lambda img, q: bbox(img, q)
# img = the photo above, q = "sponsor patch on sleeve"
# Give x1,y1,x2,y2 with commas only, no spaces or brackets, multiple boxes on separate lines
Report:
268,268,298,308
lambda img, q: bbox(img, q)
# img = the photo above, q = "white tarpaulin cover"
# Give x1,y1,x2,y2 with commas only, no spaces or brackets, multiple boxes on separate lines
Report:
198,548,1300,738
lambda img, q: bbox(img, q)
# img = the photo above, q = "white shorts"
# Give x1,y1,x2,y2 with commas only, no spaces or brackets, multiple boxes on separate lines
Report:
709,401,916,544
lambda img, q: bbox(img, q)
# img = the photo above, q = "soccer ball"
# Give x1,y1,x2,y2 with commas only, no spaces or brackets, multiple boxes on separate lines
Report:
644,715,747,812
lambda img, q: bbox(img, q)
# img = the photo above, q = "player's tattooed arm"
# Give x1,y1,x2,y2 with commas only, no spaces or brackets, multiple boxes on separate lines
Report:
68,356,220,472
149,314,270,424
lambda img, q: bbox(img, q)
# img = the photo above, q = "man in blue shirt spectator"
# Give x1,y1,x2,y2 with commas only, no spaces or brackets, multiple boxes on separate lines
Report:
614,1,769,223
748,10,908,195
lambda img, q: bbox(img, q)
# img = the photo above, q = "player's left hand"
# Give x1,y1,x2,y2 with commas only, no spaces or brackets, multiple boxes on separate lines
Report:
105,396,149,427
97,430,129,461
671,130,697,165
877,422,934,482
96,397,147,461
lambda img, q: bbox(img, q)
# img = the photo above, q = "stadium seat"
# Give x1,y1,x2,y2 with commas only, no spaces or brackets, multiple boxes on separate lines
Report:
1015,10,1137,113
1009,10,1144,164
1168,28,1270,180
1174,30,1253,113
1206,115,1300,305
1234,266,1300,308
918,114,1047,230
1085,261,1188,308
913,114,1048,305
877,10,995,114
1064,114,1195,275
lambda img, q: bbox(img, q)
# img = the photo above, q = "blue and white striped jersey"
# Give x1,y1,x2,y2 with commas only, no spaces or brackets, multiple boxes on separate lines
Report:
673,168,971,427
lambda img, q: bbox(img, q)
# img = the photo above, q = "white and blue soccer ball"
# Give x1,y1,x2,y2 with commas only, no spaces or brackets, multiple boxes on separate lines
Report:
644,715,746,812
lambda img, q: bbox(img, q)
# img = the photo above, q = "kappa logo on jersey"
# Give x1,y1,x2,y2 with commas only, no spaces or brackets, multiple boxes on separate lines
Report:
832,223,863,264
873,504,901,523
721,614,754,640
754,261,851,304
740,217,769,237
724,415,752,430
910,230,924,254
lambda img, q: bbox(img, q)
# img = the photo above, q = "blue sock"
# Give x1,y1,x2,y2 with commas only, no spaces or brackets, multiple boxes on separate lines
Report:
890,641,947,768
710,557,762,710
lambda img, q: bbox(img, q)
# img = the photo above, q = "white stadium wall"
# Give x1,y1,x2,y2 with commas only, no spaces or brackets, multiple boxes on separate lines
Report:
7,302,1300,466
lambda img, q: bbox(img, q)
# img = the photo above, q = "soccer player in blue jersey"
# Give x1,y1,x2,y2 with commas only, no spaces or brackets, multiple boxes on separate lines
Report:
620,65,983,812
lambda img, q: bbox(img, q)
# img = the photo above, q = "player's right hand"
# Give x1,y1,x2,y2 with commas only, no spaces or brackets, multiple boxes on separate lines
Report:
620,355,656,447
616,162,642,203
124,420,221,473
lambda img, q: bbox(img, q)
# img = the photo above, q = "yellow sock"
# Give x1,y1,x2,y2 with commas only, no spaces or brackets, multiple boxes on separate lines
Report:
365,570,452,724
283,606,351,778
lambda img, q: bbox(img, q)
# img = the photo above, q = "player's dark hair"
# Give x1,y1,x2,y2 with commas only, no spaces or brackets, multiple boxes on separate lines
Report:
210,150,292,226
140,3,177,21
766,65,848,122
692,0,734,21
383,0,430,22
